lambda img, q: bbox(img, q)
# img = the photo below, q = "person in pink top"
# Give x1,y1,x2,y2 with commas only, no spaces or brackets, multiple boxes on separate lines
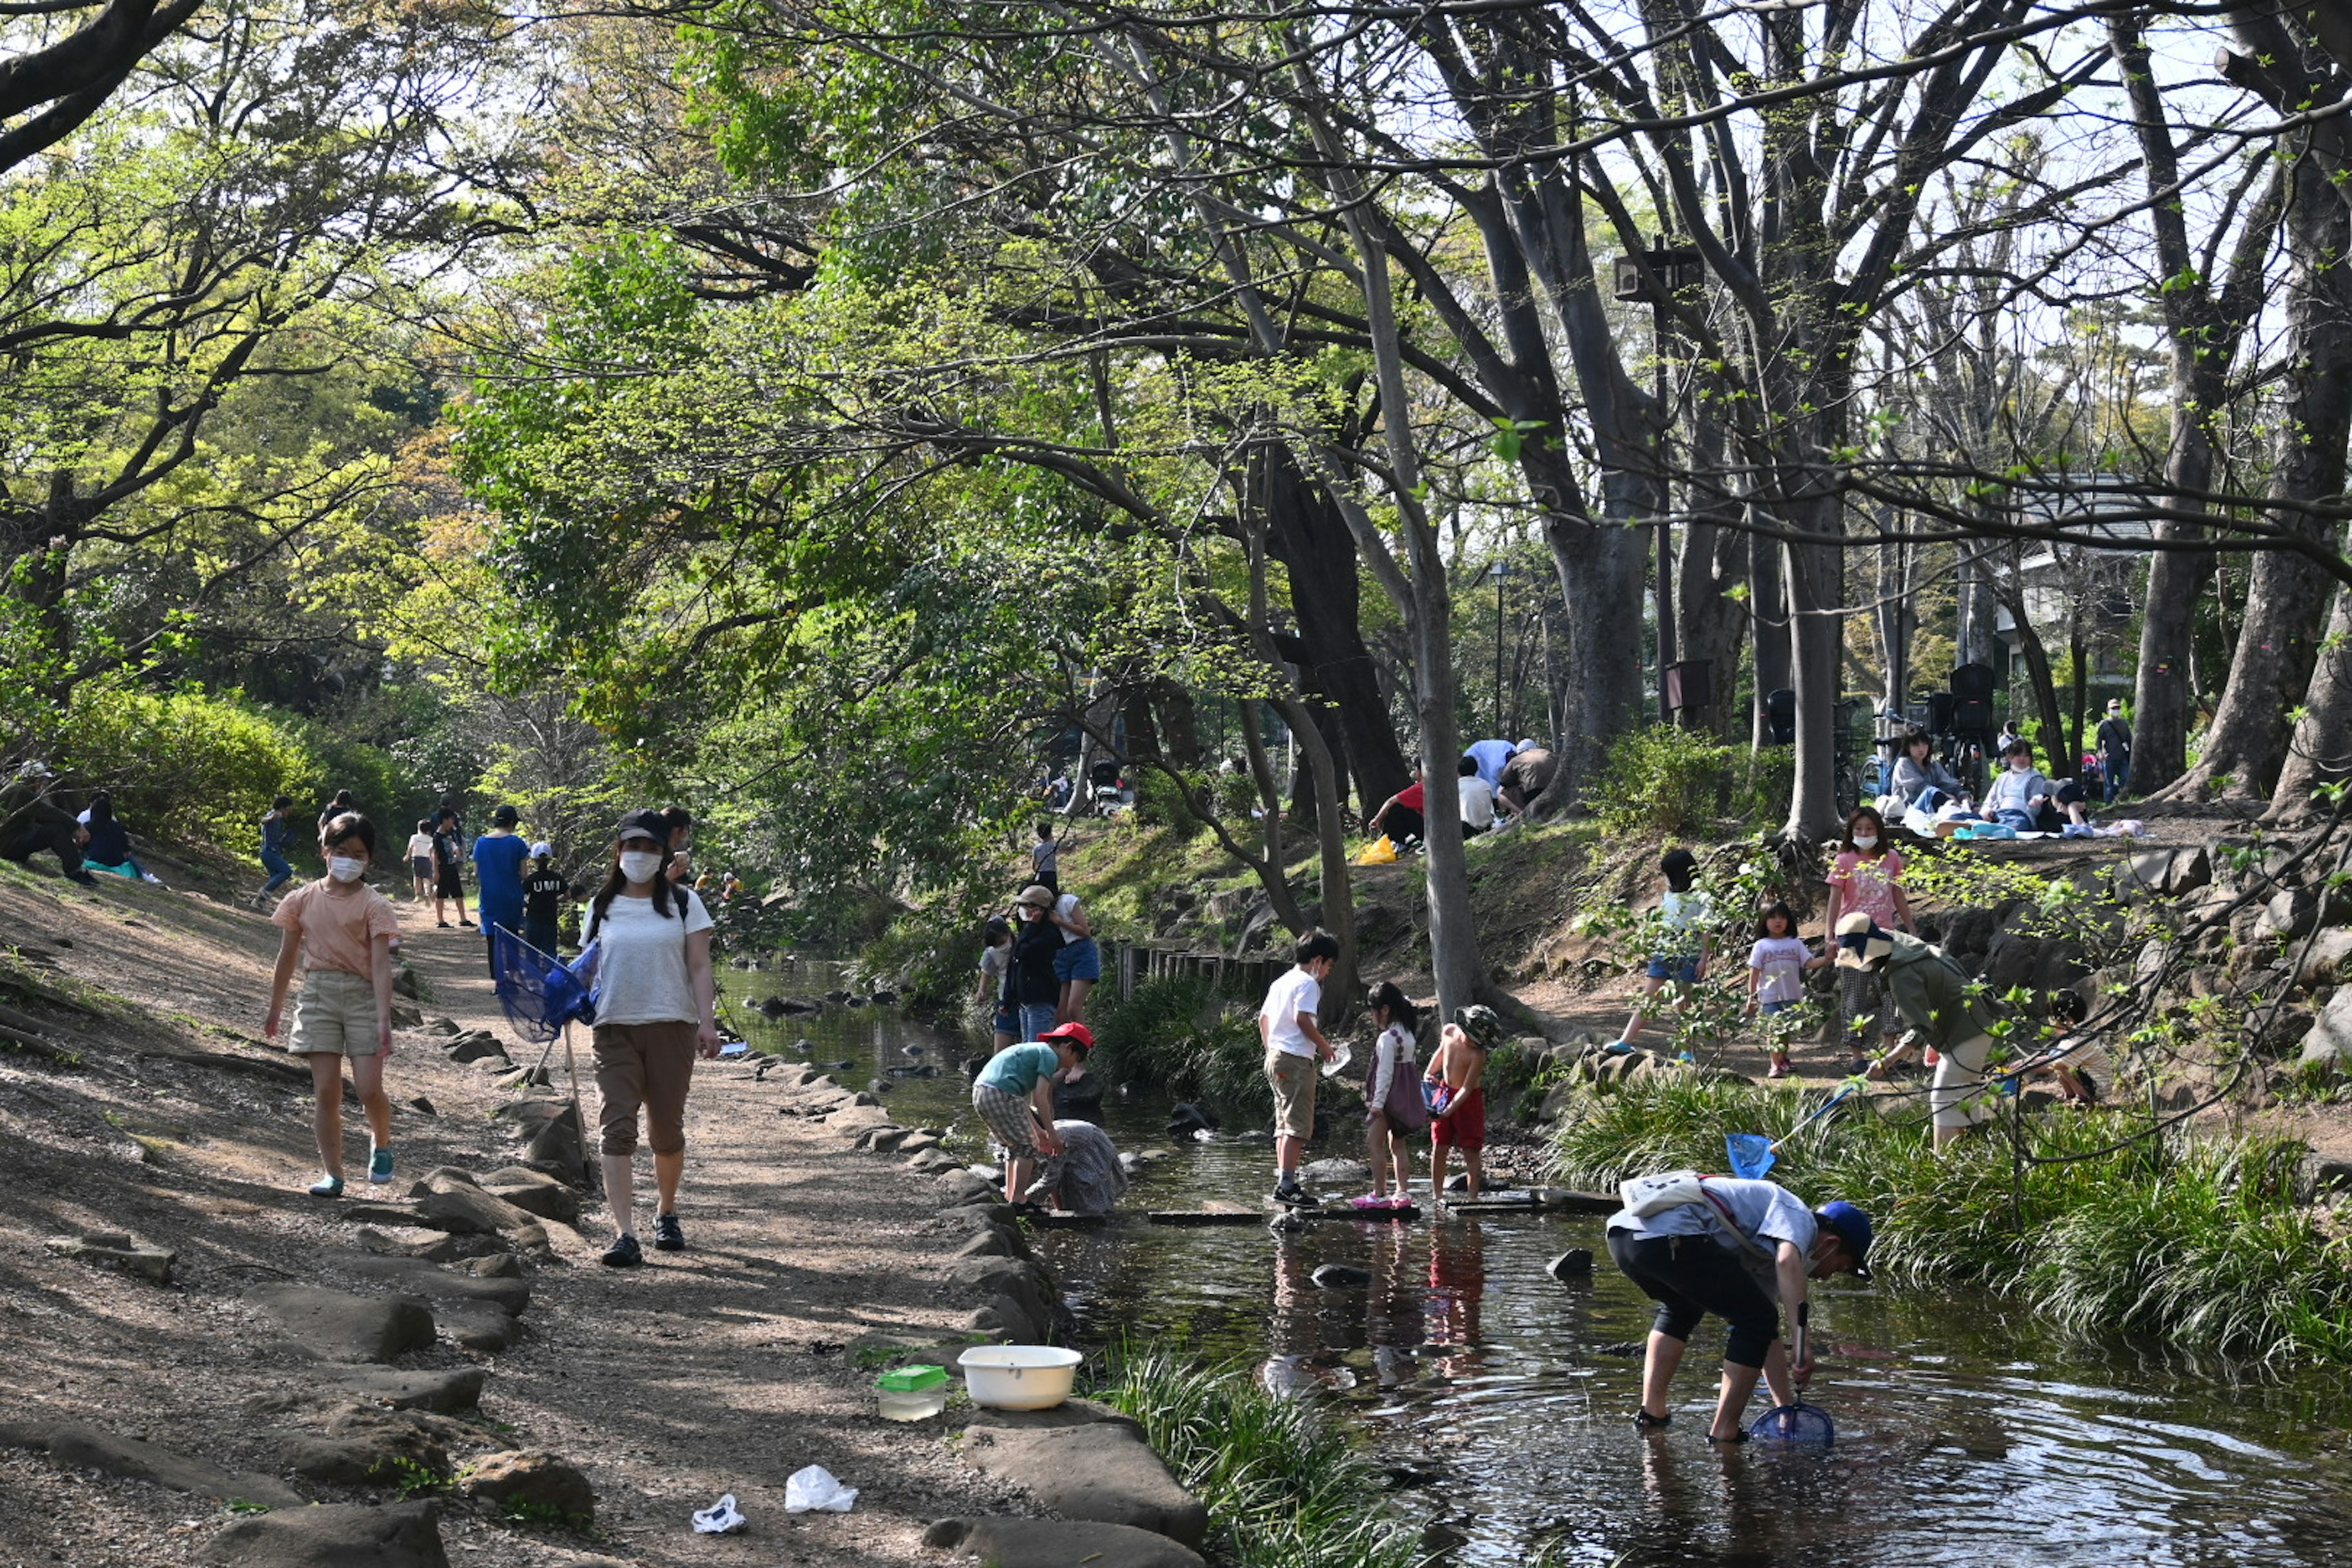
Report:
1823,805,1915,1074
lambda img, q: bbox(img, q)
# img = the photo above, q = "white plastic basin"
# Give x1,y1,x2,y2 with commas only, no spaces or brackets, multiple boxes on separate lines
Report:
957,1345,1084,1410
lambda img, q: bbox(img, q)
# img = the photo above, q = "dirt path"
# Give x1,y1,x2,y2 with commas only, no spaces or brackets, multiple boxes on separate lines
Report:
0,859,1028,1567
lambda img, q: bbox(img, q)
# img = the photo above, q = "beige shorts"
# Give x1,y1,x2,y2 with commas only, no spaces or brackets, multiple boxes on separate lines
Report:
594,1020,699,1157
288,969,387,1057
1265,1047,1318,1140
1929,1034,1996,1131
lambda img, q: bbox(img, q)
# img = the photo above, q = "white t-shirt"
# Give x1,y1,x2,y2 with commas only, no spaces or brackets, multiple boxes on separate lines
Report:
405,832,434,861
585,888,714,1026
1458,775,1495,829
1055,892,1085,945
1259,967,1323,1057
1748,936,1811,1005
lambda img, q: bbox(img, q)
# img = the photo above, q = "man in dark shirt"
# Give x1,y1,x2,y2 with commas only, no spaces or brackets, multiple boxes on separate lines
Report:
431,809,472,930
523,843,568,956
2095,699,2133,804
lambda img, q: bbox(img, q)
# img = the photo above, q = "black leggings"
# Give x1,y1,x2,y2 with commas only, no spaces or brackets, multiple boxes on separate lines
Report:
1607,1229,1780,1368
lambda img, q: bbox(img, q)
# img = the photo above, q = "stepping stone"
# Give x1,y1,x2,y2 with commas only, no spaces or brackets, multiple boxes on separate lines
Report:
338,1254,530,1315
409,1185,541,1236
475,1166,580,1225
445,1031,507,1063
325,1366,484,1414
352,1227,462,1264
246,1285,435,1363
936,1170,998,1207
922,1518,1203,1567
281,1414,449,1485
0,1421,302,1507
200,1499,447,1568
44,1230,176,1283
960,1403,1207,1546
458,1449,592,1524
437,1300,523,1352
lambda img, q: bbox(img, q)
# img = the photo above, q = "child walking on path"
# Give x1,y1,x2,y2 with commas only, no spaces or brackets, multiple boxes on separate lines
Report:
1259,930,1339,1206
1825,806,1915,1075
263,812,402,1196
405,818,435,903
1360,981,1427,1205
522,842,567,956
1427,1005,1499,1202
256,794,297,907
1616,848,1711,1050
1031,821,1061,892
1746,902,1828,1079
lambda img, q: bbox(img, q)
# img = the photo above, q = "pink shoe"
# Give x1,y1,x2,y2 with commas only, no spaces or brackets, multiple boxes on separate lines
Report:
1767,1063,1789,1079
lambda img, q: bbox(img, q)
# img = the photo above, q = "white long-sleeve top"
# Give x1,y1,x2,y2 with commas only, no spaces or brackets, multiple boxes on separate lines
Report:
1367,1022,1415,1108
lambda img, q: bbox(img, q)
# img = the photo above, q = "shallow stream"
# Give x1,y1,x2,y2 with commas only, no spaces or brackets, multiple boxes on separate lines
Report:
723,967,2352,1565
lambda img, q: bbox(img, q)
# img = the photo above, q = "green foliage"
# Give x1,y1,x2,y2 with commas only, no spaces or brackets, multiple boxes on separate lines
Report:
388,1457,450,1499
1098,1350,1415,1568
1548,1075,2352,1365
63,687,322,848
1090,976,1269,1120
1590,726,1776,836
850,910,979,1005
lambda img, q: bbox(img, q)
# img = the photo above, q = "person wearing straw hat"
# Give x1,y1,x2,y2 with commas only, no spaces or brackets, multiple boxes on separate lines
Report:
1834,912,2002,1150
1607,1177,1872,1442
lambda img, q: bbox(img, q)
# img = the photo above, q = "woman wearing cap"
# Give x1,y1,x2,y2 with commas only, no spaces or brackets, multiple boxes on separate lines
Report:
1606,1175,1872,1442
1008,885,1064,1042
582,810,722,1267
972,1023,1091,1205
1836,912,2003,1149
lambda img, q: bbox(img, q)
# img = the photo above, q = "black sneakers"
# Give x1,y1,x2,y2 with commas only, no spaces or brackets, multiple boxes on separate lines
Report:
652,1213,685,1252
1271,1178,1308,1207
600,1233,644,1268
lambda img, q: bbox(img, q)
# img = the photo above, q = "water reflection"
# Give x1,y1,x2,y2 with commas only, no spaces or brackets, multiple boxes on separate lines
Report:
720,970,2352,1566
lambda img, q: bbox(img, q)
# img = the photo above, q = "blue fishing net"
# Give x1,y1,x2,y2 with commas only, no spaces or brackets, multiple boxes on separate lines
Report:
491,926,599,1044
1748,1402,1836,1446
1725,1133,1777,1180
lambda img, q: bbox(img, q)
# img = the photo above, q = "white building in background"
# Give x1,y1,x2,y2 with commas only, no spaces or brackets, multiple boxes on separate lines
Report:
1991,473,2153,662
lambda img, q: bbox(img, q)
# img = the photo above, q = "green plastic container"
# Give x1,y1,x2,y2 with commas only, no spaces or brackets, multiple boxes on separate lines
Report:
876,1364,949,1420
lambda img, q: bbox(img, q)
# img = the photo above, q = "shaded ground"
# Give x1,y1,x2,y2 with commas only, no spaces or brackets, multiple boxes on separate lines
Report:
0,854,1031,1568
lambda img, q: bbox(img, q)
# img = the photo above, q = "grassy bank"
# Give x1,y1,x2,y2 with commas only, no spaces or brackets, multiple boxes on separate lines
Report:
1098,1350,1414,1568
1549,1076,2352,1366
1090,975,1272,1121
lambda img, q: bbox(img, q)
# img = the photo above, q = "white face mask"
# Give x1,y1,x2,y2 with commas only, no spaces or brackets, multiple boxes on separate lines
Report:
1852,832,1879,850
328,856,366,883
619,849,664,883
2008,759,2030,773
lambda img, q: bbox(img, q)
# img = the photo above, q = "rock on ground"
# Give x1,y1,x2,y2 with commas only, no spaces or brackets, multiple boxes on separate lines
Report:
922,1517,1205,1568
959,1402,1207,1547
458,1449,594,1523
200,1500,448,1568
323,1366,485,1414
0,1420,303,1507
338,1253,531,1315
244,1285,437,1363
43,1229,176,1283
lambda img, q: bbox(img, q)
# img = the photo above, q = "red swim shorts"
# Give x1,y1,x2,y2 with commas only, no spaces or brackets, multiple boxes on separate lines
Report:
1430,1086,1486,1150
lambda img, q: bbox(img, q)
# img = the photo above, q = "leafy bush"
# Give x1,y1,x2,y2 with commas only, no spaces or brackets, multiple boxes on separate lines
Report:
1591,725,1744,836
1091,975,1268,1120
1548,1074,2352,1365
1099,1349,1415,1568
64,686,323,849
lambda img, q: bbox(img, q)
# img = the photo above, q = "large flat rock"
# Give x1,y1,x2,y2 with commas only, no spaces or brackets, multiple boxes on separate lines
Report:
201,1500,447,1568
960,1408,1206,1546
922,1517,1204,1568
0,1421,302,1507
246,1286,436,1364
323,1366,484,1414
336,1254,530,1315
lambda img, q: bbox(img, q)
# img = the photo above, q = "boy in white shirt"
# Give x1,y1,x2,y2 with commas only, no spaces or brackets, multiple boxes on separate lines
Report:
1257,930,1340,1205
1457,755,1496,837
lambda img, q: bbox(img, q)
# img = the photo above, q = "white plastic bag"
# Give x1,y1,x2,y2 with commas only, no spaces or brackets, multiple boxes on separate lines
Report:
692,1493,747,1534
783,1464,858,1514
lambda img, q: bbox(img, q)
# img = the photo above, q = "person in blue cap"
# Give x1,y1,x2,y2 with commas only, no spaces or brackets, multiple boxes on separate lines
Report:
1606,1174,1872,1443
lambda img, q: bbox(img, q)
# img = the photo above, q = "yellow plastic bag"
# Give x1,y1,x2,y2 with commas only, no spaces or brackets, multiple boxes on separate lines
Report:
1354,835,1399,867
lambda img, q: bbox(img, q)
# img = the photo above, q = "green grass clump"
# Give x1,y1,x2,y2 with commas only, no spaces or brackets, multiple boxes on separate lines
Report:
1090,976,1270,1120
1549,1074,2352,1366
1098,1350,1414,1568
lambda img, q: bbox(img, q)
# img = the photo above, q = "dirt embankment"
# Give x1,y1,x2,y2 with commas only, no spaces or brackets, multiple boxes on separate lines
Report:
0,855,1052,1568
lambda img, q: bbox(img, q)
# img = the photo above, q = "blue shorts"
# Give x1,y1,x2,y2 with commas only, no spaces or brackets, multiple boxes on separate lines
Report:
1759,1000,1797,1016
1646,956,1700,984
993,1001,1018,1037
1017,1001,1058,1041
1054,937,1102,983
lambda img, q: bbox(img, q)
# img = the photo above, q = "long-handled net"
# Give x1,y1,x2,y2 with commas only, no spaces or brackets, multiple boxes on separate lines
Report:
1726,1076,1868,1180
490,925,600,1185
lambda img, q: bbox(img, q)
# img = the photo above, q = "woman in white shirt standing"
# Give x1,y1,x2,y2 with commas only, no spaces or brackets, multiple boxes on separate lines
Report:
582,809,720,1268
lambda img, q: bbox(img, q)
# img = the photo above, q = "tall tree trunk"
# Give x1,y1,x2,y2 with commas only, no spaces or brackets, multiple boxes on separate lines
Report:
1676,412,1749,741
1781,516,1844,840
1751,517,1790,750
1154,679,1203,769
2273,576,2352,816
2160,173,2352,801
2067,625,2087,777
1256,446,1411,816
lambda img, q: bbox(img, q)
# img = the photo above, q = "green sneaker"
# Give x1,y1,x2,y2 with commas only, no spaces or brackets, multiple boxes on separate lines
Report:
307,1174,345,1198
368,1147,394,1185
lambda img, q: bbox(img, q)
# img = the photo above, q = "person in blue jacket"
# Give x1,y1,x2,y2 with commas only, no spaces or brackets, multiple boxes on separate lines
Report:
471,804,532,978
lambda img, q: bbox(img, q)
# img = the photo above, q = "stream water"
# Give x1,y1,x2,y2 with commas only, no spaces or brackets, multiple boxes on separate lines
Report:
722,967,2352,1566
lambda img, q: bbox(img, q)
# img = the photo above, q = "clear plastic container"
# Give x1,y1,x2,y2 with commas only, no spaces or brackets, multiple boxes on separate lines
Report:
876,1364,949,1421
